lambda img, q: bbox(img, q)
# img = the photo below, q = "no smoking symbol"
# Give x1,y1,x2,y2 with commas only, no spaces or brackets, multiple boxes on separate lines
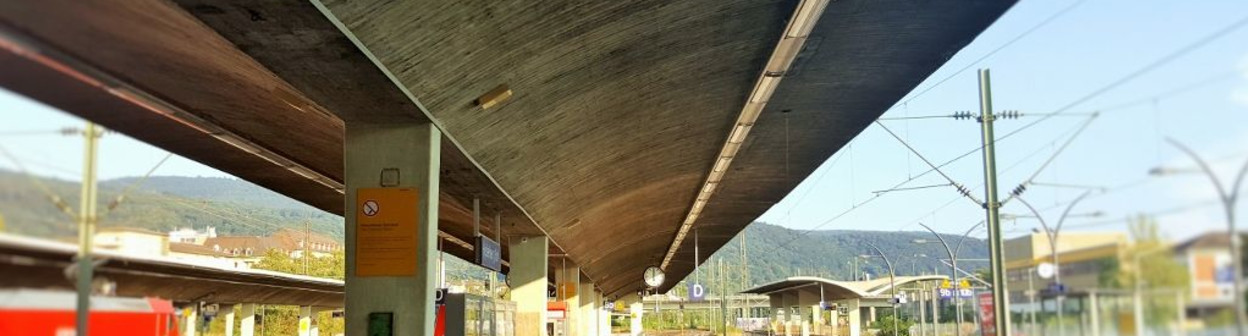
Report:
362,200,379,216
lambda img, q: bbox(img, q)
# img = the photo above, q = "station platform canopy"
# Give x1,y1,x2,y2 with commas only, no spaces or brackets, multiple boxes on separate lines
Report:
743,275,949,300
0,0,1014,297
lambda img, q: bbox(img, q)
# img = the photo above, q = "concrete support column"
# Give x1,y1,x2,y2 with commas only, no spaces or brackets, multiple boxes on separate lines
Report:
555,260,580,336
931,289,940,336
344,122,441,336
1089,290,1100,336
919,291,927,336
629,301,644,336
223,304,236,336
868,306,876,324
829,303,840,336
578,281,597,336
845,299,861,336
770,293,783,322
598,293,611,336
782,291,798,336
239,303,256,336
182,304,198,336
299,306,313,336
511,236,549,336
796,289,818,336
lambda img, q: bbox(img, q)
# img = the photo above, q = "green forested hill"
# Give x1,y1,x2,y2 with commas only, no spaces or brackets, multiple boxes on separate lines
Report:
688,222,990,294
0,169,988,290
0,169,341,240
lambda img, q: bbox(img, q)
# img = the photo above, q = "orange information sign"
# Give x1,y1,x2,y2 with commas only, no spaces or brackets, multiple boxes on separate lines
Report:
355,188,420,277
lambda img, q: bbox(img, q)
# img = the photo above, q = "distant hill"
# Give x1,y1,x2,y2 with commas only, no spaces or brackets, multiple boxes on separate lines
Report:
1,169,989,290
0,169,342,240
689,222,991,293
103,176,314,211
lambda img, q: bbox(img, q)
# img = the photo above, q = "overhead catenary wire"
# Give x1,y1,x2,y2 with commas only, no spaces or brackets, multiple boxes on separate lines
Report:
877,111,1097,121
777,142,851,223
1001,113,1099,204
875,120,982,205
1092,70,1239,112
765,12,1248,254
160,196,289,233
0,129,78,137
994,13,1248,146
885,111,1104,233
885,0,1089,111
875,15,1248,232
771,117,1078,250
1062,199,1220,230
0,142,75,217
99,153,173,219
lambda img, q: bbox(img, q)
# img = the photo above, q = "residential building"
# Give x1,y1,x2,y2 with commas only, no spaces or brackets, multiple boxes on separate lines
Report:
1173,231,1247,320
94,227,168,257
169,242,250,269
168,226,217,244
203,228,341,260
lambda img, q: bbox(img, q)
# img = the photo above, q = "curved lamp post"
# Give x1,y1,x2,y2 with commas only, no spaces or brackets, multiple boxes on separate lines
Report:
1014,190,1093,336
1151,137,1248,336
864,242,898,335
916,221,984,336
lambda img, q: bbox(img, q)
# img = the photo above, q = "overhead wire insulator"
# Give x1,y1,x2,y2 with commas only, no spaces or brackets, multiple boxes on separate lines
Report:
955,183,973,198
951,111,975,120
997,110,1022,119
1011,183,1028,197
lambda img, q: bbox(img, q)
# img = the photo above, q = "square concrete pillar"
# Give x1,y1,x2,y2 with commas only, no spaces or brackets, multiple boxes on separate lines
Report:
829,303,839,336
598,293,611,336
299,306,313,336
182,304,199,336
844,299,861,336
344,122,441,336
578,281,597,336
239,303,256,336
222,304,235,336
510,236,549,336
554,260,580,336
797,289,818,336
629,301,644,336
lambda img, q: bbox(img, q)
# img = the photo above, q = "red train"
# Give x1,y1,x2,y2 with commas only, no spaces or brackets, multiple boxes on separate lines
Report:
0,289,181,336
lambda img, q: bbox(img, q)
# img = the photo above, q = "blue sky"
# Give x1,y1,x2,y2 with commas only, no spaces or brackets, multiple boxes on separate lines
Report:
755,0,1248,241
1,0,1246,241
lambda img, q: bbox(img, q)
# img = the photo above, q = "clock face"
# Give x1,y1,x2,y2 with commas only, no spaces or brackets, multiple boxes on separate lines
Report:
643,266,665,288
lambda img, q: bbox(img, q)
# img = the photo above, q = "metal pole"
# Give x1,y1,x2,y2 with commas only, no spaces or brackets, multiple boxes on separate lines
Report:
920,283,927,336
1135,252,1145,336
1176,290,1186,336
865,243,897,336
977,69,1010,336
1029,270,1037,336
75,122,100,336
491,212,501,296
854,258,859,281
1015,191,1091,336
951,223,983,336
918,222,982,336
1089,290,1101,336
303,221,310,275
932,286,941,336
1164,138,1248,336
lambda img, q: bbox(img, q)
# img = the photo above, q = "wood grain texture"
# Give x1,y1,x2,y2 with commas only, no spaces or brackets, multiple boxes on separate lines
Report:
323,0,1014,297
322,0,794,297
